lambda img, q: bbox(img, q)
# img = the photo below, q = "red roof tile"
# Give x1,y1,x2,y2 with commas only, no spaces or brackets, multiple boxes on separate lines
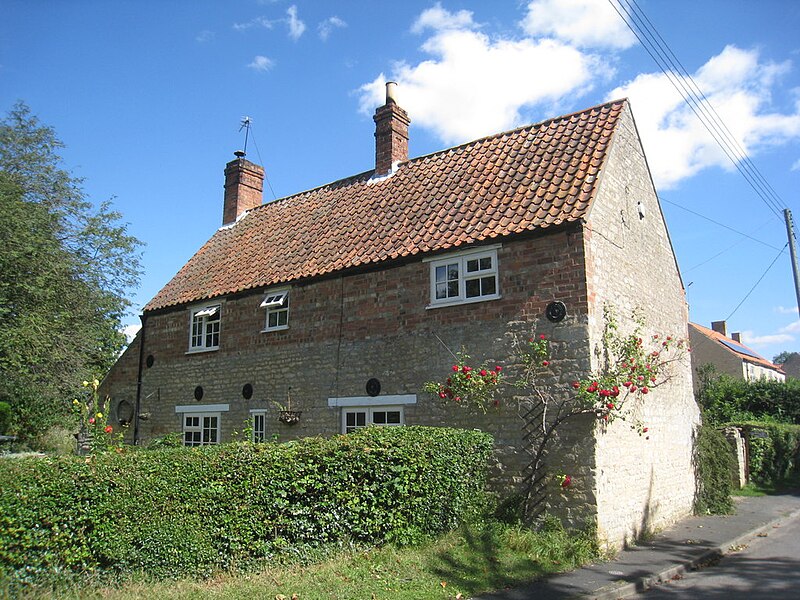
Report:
145,99,626,312
689,323,785,372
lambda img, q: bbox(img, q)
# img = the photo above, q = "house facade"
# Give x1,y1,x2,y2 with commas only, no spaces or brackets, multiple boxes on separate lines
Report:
689,321,785,387
102,86,699,547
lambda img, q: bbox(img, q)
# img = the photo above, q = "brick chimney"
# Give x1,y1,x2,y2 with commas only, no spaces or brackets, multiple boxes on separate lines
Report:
373,81,410,176
711,320,728,337
731,332,742,343
223,151,264,225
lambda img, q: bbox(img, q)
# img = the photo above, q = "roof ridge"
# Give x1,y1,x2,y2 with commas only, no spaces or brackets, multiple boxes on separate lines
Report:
241,98,629,218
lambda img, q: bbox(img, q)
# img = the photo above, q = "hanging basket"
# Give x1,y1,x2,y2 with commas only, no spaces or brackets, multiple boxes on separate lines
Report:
278,410,301,426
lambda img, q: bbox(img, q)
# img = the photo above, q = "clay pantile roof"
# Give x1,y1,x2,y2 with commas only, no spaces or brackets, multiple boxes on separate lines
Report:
145,99,626,312
689,323,785,373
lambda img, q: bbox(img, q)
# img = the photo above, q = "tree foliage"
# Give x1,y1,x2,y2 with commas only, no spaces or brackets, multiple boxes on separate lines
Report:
773,350,798,366
697,365,800,425
0,102,142,443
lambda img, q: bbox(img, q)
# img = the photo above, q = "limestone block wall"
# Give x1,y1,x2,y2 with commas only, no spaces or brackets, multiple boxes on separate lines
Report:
102,230,598,498
582,103,700,548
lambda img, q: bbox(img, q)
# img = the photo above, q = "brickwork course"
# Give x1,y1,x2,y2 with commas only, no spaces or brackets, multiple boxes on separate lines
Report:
101,91,699,549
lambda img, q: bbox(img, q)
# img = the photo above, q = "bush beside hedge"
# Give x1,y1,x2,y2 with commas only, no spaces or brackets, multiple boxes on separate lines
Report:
0,426,492,586
694,423,734,515
733,421,800,485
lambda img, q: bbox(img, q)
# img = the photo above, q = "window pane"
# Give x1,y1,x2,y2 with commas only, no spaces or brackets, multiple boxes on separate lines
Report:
373,411,386,424
386,411,401,424
479,256,492,270
481,276,497,296
268,312,278,328
466,258,479,272
435,282,448,299
435,265,447,283
447,281,459,297
356,412,366,426
277,310,288,326
465,278,480,297
447,264,459,280
346,413,356,427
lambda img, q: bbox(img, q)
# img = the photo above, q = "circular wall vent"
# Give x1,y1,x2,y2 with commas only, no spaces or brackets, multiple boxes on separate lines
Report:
546,301,567,323
242,383,253,400
366,378,381,397
194,386,204,401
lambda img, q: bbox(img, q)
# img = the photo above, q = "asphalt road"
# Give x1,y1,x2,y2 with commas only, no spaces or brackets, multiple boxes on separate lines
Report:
639,512,800,598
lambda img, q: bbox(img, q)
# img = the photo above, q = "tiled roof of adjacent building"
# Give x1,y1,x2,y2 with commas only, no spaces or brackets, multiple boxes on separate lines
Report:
689,323,784,372
145,99,627,312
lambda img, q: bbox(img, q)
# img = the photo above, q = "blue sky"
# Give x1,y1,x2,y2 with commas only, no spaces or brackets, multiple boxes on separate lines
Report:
2,0,800,362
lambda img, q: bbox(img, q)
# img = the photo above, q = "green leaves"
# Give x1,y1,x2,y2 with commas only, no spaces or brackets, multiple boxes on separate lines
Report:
0,426,493,589
0,103,142,442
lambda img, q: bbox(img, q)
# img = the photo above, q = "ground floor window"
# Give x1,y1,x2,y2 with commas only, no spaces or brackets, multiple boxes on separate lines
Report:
251,410,267,442
342,406,404,433
182,413,220,446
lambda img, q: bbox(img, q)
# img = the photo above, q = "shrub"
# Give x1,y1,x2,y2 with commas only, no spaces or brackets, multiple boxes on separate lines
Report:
735,422,800,485
0,426,492,589
694,422,734,515
0,401,10,435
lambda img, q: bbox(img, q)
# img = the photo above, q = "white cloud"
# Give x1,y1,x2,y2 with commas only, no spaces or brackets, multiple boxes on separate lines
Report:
359,12,608,145
411,3,477,34
318,16,346,41
781,319,800,334
741,331,793,347
608,45,800,189
287,5,306,41
196,30,214,43
122,324,141,344
248,55,275,72
776,305,799,315
521,0,636,49
233,16,275,31
792,158,800,171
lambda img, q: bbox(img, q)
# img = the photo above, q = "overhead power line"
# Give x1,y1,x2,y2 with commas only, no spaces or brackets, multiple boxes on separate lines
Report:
608,0,786,219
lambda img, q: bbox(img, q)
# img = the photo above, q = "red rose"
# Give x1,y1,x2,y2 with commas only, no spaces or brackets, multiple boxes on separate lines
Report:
572,381,580,389
439,392,447,399
480,369,488,376
495,366,503,372
643,427,649,433
88,417,95,425
454,396,461,402
104,425,113,434
606,402,614,409
611,386,620,397
630,385,637,392
623,380,632,387
452,365,459,372
561,475,572,488
542,360,549,367
539,334,546,340
641,387,649,394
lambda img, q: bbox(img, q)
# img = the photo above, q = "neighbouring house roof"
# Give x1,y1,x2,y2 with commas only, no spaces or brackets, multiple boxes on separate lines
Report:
145,99,627,312
689,323,784,373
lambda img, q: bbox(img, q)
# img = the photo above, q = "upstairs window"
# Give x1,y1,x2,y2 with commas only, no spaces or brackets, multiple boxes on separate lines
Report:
189,304,221,351
261,289,289,331
428,247,500,307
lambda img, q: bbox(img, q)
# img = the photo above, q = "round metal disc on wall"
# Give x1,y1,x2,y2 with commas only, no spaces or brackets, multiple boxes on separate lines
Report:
145,354,154,368
546,301,567,322
242,383,253,400
194,386,204,401
366,378,381,397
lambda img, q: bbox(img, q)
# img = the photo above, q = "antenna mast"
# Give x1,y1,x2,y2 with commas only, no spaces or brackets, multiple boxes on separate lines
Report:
239,116,252,156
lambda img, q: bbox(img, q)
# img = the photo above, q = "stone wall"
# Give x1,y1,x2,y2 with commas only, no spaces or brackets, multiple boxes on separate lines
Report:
582,103,700,548
101,229,597,500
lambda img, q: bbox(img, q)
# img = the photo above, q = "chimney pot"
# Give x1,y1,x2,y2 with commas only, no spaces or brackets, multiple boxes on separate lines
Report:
373,83,410,176
223,154,264,225
732,332,742,343
711,320,728,337
234,150,246,158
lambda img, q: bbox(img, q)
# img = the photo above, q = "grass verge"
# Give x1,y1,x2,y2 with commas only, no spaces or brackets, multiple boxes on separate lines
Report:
732,472,800,497
6,519,600,600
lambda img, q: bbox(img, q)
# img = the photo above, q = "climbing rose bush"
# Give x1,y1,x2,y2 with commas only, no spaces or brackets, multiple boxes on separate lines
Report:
422,352,503,413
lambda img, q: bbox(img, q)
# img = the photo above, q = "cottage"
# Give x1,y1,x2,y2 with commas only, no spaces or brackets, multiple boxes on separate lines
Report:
689,321,785,386
102,85,699,547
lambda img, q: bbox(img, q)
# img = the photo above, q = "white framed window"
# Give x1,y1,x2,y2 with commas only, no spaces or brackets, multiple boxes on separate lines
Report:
251,410,266,442
189,304,221,351
261,288,289,331
427,247,500,307
341,406,404,433
182,412,220,446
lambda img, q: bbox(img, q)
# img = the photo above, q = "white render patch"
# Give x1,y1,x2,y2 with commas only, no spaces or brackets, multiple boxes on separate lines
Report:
328,394,417,407
366,161,402,185
218,209,250,230
175,404,230,413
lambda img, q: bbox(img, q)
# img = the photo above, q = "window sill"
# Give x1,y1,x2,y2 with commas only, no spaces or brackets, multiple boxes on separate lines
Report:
426,294,501,310
185,347,220,355
261,325,289,333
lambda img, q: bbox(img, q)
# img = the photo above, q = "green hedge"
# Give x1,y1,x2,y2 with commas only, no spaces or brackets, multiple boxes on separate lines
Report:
0,426,492,587
734,422,800,484
694,423,734,515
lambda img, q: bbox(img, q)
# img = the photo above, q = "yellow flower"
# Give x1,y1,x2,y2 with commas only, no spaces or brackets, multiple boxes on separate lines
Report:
72,399,80,406
82,380,89,387
92,379,100,390
96,412,103,419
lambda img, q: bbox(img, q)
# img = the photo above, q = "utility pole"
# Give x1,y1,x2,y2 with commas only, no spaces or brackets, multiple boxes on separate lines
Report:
784,208,800,316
